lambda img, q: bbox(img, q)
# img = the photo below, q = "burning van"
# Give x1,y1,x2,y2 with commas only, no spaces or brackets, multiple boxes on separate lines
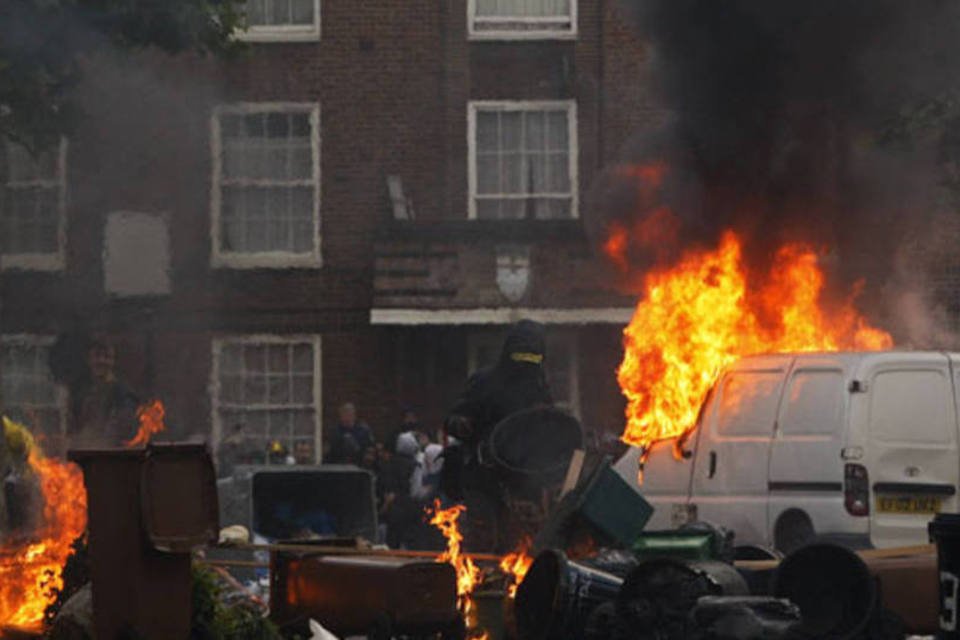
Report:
615,351,960,553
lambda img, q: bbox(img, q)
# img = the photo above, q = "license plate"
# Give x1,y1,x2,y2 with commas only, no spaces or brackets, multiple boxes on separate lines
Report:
876,495,942,514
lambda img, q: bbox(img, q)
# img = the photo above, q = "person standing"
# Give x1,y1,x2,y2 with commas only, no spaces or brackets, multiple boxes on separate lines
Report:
442,320,554,551
327,402,375,465
70,339,140,447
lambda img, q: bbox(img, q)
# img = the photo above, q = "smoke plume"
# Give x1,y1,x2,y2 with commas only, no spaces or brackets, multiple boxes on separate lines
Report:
601,0,960,343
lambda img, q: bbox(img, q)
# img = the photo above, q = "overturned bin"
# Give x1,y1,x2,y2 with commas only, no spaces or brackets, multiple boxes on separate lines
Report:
515,549,624,640
270,550,463,639
68,444,219,640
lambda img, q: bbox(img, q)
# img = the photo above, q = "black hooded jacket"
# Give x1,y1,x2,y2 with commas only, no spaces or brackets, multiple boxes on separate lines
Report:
447,320,554,448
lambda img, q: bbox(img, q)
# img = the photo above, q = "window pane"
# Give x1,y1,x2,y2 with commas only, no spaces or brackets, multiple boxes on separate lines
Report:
477,154,500,194
533,197,571,220
475,199,501,220
270,0,291,25
782,370,844,436
499,199,526,219
546,111,569,150
245,0,266,26
525,112,546,152
291,0,314,25
715,371,782,437
476,0,499,16
500,113,522,152
292,375,313,403
545,153,570,192
477,113,499,152
501,152,525,194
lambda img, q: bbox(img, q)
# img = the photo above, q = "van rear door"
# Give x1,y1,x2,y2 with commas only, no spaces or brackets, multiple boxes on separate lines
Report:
863,353,959,548
690,356,790,546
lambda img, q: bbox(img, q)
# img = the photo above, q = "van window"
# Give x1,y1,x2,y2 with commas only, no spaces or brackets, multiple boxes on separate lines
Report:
715,370,782,437
870,370,953,444
781,370,843,436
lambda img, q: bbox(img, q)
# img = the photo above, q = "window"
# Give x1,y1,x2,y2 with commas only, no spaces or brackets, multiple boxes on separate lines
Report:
468,329,579,416
715,370,782,437
211,104,321,268
469,102,578,220
870,369,952,444
781,370,844,436
0,336,66,449
212,336,322,465
240,0,320,41
0,139,67,270
469,0,576,39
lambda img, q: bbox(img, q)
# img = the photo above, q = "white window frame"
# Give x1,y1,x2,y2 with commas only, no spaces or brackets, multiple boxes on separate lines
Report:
467,100,579,220
0,139,68,271
238,0,321,42
210,334,323,464
0,334,68,437
468,0,577,40
467,329,580,417
210,102,322,269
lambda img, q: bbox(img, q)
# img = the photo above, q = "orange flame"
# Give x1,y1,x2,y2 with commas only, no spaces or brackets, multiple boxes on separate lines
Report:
124,400,167,448
613,230,892,464
499,539,533,598
429,501,481,612
0,420,87,628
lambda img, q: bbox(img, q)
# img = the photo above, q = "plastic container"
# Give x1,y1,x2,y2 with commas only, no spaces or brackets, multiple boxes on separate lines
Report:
930,513,960,637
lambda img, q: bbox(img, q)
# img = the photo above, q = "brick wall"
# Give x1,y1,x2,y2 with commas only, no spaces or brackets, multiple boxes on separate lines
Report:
1,0,656,451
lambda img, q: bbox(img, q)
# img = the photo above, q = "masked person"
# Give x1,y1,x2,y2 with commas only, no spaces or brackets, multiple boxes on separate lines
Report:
442,320,553,551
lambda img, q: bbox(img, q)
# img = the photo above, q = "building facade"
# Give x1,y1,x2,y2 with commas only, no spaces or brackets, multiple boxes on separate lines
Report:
0,0,659,463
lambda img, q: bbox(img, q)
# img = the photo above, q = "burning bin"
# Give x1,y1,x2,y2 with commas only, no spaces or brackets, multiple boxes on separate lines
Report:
68,444,219,640
270,551,461,638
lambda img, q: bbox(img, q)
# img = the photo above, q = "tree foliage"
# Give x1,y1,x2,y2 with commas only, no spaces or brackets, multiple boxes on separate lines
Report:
0,0,246,150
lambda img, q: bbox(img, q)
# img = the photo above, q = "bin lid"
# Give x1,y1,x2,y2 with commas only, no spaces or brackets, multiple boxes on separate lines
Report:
140,443,219,552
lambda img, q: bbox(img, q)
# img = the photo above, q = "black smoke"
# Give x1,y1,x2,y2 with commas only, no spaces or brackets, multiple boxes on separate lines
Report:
601,0,960,334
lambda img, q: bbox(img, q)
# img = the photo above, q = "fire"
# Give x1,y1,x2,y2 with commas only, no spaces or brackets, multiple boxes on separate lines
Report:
429,501,481,612
499,539,533,598
613,230,892,464
124,399,167,448
0,417,87,628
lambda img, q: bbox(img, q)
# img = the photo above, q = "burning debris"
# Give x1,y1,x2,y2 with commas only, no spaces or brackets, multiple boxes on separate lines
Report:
499,539,533,599
429,501,482,612
0,417,87,629
611,227,893,467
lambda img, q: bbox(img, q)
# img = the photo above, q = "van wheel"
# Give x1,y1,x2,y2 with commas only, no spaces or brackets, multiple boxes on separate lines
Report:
774,510,815,555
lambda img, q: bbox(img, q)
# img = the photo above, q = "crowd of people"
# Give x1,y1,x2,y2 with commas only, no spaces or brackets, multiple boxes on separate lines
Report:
326,402,447,549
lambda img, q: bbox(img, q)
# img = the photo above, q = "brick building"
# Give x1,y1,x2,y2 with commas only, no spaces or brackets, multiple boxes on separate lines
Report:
0,0,658,463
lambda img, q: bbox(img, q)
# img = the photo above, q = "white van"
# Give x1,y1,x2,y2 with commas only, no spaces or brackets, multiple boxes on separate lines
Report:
614,351,960,552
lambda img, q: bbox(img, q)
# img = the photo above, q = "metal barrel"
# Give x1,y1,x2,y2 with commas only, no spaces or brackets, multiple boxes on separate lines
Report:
772,542,878,639
515,549,624,640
